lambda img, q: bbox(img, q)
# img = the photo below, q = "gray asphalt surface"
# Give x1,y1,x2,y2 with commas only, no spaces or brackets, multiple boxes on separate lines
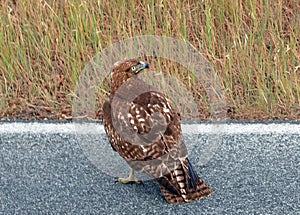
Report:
0,122,299,214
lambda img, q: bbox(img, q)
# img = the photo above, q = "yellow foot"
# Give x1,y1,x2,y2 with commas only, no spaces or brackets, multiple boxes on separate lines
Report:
117,176,141,184
117,168,142,184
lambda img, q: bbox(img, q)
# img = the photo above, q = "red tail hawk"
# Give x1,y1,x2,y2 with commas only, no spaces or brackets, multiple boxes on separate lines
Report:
103,59,213,204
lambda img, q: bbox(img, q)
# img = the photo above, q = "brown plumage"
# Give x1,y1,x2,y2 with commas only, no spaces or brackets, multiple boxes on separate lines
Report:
102,59,213,204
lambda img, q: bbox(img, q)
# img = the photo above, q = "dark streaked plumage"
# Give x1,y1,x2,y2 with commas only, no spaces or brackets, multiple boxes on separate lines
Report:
102,59,213,204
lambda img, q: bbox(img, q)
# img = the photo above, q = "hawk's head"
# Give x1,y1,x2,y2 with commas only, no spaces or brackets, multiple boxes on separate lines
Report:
110,59,149,93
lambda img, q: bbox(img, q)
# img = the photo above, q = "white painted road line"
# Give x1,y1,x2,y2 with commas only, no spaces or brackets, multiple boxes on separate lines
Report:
0,122,299,134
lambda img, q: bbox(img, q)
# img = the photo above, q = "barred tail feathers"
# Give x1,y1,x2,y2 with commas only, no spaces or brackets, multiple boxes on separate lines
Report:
156,158,213,204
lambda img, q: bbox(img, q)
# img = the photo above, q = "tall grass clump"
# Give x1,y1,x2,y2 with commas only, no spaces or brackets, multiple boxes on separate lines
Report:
0,0,299,120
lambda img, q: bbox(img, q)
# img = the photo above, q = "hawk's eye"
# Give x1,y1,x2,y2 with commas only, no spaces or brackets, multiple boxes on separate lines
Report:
131,66,136,71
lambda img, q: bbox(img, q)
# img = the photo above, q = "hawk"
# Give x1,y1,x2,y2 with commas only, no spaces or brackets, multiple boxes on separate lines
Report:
102,59,213,204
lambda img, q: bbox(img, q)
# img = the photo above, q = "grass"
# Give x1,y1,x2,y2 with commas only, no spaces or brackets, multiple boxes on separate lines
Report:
0,0,299,120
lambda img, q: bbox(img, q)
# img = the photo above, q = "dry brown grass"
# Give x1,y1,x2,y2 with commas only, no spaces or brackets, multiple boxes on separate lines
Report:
0,0,299,120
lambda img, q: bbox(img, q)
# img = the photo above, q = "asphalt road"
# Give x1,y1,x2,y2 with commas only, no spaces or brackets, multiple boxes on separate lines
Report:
0,122,299,214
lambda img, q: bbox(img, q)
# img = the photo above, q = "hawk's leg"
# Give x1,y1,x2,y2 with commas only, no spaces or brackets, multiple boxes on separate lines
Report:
118,168,141,184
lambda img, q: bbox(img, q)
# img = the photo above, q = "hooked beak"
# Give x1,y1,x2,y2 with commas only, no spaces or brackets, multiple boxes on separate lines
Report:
140,61,149,69
135,61,149,74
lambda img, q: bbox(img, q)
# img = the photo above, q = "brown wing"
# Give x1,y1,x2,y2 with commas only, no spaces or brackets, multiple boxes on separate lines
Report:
103,91,185,161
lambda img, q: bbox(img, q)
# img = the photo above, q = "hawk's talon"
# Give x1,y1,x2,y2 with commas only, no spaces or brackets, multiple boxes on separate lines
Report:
117,168,142,184
117,177,142,184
